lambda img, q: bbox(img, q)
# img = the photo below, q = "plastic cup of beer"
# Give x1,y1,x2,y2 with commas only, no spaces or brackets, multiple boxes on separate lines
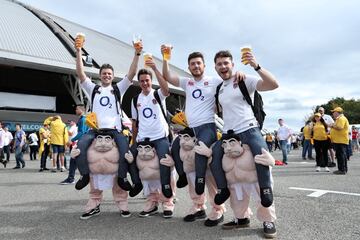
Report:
163,44,172,61
241,45,252,65
143,53,152,67
133,34,142,50
76,32,85,48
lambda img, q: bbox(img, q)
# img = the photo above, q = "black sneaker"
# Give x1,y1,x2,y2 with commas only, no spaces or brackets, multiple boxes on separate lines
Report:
195,177,205,195
214,188,230,205
43,168,50,171
39,168,44,172
176,173,188,188
75,174,90,190
183,210,207,222
59,179,75,185
162,184,173,198
13,166,20,169
263,222,277,239
117,177,132,191
163,210,173,218
222,218,250,230
328,162,336,168
260,187,273,208
120,210,131,218
129,183,143,197
204,215,224,227
139,206,158,217
80,205,100,220
333,170,346,175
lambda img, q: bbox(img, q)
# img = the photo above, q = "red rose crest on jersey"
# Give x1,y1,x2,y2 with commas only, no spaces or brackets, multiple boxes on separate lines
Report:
188,81,194,86
137,103,141,108
152,99,157,104
204,81,209,86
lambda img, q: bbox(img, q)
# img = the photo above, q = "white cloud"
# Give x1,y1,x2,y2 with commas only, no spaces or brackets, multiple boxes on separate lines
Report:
20,0,360,131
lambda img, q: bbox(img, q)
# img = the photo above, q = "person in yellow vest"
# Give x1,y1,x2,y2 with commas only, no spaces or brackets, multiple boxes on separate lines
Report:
329,107,349,175
312,113,330,172
301,120,314,160
38,122,51,171
265,133,273,152
44,116,69,172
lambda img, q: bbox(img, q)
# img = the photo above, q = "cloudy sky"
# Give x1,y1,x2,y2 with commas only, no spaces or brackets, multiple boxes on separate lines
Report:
21,0,360,131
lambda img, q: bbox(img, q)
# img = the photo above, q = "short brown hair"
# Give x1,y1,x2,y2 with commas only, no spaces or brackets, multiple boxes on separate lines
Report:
137,68,153,80
214,50,233,63
188,52,205,64
99,64,114,75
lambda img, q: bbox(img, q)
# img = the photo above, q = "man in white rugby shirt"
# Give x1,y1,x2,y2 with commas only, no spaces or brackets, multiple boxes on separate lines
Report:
128,56,175,216
211,50,278,237
163,51,222,199
73,35,141,192
163,49,244,224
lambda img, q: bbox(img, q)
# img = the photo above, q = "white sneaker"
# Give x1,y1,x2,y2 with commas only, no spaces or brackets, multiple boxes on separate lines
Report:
316,166,321,172
325,167,330,172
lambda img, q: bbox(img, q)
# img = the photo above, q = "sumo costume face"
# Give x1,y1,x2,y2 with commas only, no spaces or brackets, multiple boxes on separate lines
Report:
176,128,225,224
220,132,277,224
71,134,129,214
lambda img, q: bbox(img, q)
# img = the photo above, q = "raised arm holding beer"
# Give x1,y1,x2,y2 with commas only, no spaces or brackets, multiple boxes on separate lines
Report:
73,33,142,197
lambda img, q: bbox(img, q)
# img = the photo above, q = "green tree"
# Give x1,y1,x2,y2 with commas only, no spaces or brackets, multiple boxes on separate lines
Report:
313,97,360,124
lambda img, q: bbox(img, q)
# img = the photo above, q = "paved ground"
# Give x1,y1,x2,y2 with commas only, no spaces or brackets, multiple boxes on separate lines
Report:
1,149,359,240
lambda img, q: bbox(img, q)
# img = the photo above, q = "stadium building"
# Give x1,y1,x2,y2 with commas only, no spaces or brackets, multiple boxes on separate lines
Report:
0,0,188,133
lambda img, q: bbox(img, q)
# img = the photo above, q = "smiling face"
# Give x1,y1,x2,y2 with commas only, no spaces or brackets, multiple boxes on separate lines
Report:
215,57,234,80
139,73,152,95
222,138,244,158
188,57,205,79
100,68,114,87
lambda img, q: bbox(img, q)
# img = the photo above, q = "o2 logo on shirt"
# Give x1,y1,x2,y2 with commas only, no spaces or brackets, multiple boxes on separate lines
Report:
143,107,157,119
99,96,113,109
192,89,204,101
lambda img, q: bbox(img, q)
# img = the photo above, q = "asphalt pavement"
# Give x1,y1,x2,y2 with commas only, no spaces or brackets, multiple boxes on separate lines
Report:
1,148,359,240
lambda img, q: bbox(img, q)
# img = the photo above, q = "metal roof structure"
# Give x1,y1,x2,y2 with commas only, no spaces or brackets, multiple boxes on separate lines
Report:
0,0,189,93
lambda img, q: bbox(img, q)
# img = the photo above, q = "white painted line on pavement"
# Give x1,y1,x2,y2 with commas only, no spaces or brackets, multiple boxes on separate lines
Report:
289,187,360,198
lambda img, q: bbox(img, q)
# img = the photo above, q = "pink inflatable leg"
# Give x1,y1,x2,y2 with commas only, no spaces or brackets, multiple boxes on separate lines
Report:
229,187,253,219
112,178,129,212
85,177,103,212
206,174,226,220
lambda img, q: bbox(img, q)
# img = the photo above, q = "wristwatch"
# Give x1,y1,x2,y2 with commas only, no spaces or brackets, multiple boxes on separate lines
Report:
254,64,261,71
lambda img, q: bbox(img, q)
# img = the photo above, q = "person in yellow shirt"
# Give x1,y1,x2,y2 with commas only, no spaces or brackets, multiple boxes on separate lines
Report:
44,116,69,172
312,113,330,172
38,122,51,171
329,107,349,175
301,120,314,160
265,133,273,152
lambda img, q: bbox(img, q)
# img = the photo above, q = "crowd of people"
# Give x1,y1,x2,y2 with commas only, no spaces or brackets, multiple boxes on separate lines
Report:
0,35,357,239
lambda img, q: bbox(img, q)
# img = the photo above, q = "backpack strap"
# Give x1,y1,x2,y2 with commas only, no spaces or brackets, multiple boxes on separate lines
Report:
112,84,126,129
132,94,140,128
215,82,224,118
112,84,121,115
154,90,168,123
90,85,101,112
238,80,255,112
154,89,173,142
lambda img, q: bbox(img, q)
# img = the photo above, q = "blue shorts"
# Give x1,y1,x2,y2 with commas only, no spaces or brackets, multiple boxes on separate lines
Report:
51,144,65,154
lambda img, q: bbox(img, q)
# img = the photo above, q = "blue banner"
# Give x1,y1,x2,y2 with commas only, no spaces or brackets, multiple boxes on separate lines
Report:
3,122,43,132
